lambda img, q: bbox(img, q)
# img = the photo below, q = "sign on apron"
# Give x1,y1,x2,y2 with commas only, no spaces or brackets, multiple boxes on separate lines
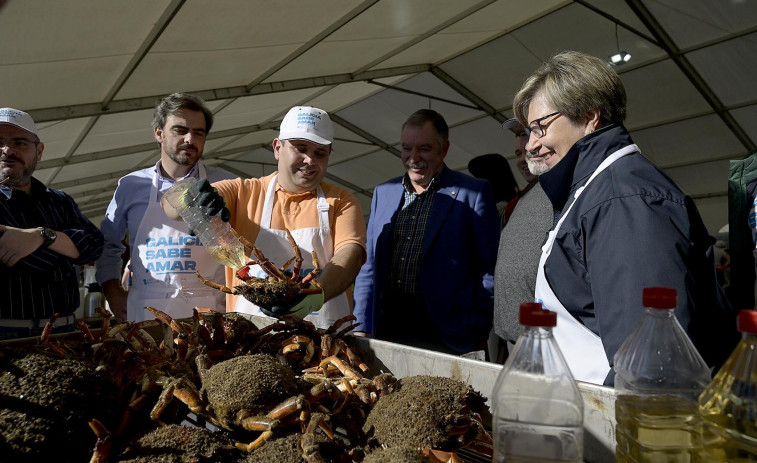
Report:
128,161,226,322
535,144,639,384
234,174,350,330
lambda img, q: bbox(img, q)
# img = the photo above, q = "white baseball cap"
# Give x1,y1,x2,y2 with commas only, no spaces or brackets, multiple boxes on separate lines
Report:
279,106,333,145
0,108,38,137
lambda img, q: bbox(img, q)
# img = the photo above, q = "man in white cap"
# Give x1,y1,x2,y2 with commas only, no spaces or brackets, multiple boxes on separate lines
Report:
164,106,366,329
0,108,104,340
96,93,236,322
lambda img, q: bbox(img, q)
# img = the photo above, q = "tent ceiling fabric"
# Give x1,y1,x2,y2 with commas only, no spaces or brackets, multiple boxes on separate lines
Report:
2,0,756,234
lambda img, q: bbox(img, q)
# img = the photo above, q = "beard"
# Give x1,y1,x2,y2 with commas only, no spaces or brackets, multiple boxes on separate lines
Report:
0,153,36,187
526,157,550,176
164,143,200,166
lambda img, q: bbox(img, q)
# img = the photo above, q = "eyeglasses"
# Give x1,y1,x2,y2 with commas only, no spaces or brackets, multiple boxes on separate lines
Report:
527,111,561,138
0,138,37,151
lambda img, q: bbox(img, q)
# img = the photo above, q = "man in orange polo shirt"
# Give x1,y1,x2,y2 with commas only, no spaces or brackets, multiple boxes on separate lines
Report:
165,106,366,329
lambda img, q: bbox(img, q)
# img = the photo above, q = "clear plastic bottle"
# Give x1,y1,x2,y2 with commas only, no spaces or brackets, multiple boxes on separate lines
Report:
162,177,245,270
491,302,584,463
699,309,757,462
614,287,711,463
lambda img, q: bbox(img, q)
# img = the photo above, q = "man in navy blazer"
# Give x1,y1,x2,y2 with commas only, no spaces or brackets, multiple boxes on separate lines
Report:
352,109,500,355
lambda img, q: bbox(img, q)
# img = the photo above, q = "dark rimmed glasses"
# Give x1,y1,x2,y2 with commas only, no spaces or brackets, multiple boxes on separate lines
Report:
527,111,561,138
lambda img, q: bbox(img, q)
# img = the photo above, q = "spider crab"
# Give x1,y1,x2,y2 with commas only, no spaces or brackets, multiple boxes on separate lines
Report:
363,375,493,460
150,353,340,454
197,228,322,309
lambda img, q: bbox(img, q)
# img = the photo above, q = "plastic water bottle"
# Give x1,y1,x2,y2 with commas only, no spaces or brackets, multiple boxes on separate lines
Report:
162,177,245,270
699,309,757,461
491,302,584,463
614,287,711,463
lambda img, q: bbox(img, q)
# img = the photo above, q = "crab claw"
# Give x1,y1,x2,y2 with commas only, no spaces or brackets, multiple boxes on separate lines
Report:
421,448,463,463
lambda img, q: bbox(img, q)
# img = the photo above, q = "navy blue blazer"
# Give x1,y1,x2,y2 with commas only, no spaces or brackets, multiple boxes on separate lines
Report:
353,167,500,353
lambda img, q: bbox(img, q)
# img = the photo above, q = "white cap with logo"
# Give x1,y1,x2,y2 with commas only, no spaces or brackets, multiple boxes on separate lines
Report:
0,108,38,137
279,106,333,145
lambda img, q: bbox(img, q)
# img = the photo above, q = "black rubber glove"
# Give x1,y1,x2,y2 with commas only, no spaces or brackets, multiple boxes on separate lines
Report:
260,290,325,319
192,179,230,222
260,270,324,319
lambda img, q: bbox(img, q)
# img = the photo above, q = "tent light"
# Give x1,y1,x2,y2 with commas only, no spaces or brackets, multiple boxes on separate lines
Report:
609,51,631,65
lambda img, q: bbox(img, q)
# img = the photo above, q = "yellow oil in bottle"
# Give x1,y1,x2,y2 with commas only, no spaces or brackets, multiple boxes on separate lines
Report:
205,245,245,271
699,333,757,462
615,394,704,463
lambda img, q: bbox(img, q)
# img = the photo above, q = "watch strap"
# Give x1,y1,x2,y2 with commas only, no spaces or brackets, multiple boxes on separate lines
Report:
39,227,56,248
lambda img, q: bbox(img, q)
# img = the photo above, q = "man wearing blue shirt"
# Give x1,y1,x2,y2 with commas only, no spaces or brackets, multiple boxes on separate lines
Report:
96,93,236,322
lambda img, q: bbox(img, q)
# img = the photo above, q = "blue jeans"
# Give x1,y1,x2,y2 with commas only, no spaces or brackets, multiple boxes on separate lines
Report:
0,323,76,342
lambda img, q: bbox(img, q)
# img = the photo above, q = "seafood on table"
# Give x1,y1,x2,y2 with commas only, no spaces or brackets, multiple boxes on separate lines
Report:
363,375,493,462
0,308,494,463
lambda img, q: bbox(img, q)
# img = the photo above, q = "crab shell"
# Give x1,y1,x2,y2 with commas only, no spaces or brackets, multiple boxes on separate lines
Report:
234,277,303,309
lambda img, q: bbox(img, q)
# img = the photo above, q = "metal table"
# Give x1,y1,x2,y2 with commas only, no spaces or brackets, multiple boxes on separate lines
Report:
244,314,618,463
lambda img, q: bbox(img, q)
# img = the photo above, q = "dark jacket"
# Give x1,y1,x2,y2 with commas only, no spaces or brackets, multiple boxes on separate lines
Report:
353,166,500,353
728,151,757,310
539,125,737,379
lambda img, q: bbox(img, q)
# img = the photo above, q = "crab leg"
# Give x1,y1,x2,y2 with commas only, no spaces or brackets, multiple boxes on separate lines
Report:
267,394,309,420
250,244,289,280
282,229,304,282
77,320,97,343
145,306,189,335
301,413,334,463
39,313,61,344
196,271,238,294
88,418,112,463
421,449,463,463
280,334,315,364
231,228,289,280
319,355,363,380
299,250,321,287
95,306,112,340
239,430,274,452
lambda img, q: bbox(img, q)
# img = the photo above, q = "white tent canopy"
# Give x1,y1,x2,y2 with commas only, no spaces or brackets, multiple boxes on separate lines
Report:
2,0,756,234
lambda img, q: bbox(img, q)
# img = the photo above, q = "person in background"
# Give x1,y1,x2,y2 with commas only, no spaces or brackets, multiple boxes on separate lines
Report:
467,152,519,362
727,150,757,310
467,153,519,229
162,106,366,330
96,93,236,322
493,119,553,362
513,50,736,385
352,109,500,356
0,108,103,340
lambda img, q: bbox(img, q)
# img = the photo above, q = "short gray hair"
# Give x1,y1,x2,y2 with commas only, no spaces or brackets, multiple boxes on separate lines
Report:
513,51,626,128
402,109,449,145
152,93,214,133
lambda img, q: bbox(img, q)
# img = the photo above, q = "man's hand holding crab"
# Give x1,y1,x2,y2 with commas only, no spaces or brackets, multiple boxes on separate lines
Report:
261,272,325,319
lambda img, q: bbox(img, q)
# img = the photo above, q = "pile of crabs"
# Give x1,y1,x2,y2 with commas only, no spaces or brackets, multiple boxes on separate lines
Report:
0,232,491,462
0,308,492,463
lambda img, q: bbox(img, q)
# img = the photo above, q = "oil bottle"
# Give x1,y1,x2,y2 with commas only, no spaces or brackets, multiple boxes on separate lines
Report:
699,309,757,461
614,287,711,462
162,177,245,270
491,302,584,463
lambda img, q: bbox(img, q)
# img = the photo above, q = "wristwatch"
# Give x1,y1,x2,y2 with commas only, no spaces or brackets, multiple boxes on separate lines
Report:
38,227,57,248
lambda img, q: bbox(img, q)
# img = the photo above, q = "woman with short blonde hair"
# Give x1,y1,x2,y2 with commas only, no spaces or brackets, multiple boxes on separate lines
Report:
502,50,735,386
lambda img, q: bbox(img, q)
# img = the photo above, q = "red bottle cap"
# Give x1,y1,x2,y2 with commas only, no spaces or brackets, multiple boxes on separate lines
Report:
737,309,757,334
520,302,557,327
236,265,251,281
642,287,677,309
